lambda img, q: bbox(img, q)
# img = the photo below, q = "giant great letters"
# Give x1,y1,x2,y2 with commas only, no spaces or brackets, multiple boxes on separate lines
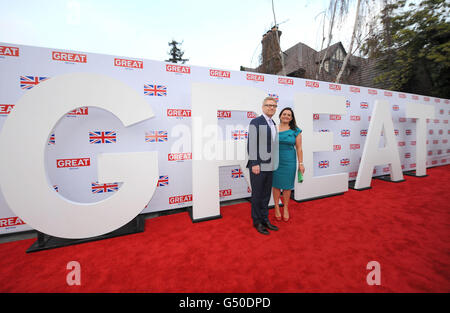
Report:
0,43,448,238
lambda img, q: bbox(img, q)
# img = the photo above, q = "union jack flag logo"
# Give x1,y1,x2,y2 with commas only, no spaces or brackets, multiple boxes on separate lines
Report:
48,133,55,145
231,168,244,179
393,105,400,111
340,158,350,166
157,175,169,187
89,131,116,144
91,182,119,194
405,129,412,135
144,84,167,96
360,102,368,109
319,129,330,132
341,129,351,137
232,130,248,140
360,129,368,136
394,129,399,135
268,93,279,103
145,131,168,142
20,75,49,90
346,100,351,108
53,185,58,192
319,160,329,168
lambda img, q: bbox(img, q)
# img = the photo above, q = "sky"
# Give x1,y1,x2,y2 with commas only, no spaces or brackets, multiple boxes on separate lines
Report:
0,0,370,71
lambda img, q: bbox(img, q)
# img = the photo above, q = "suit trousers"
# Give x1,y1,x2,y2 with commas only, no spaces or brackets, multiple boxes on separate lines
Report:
249,170,273,226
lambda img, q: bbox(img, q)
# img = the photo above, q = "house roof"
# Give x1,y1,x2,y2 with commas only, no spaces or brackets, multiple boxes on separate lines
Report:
281,42,318,75
316,42,346,62
240,36,386,89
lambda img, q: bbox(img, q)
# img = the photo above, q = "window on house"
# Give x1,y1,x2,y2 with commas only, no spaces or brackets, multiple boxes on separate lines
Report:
334,48,344,61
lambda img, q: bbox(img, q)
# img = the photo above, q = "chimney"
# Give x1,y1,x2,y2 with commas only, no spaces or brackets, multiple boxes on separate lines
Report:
261,26,282,74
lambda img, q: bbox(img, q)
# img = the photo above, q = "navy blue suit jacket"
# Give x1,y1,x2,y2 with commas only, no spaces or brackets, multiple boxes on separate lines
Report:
246,115,276,171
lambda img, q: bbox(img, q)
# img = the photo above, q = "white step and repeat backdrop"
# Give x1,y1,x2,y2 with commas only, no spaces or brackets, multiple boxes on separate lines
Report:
0,43,449,235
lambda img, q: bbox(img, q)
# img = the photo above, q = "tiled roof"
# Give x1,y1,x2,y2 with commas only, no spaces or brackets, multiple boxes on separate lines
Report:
241,39,388,88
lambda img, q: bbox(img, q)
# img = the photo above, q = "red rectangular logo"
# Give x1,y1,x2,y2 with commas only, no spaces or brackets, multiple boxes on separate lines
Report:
333,145,341,151
114,58,143,69
350,144,360,150
210,69,230,78
0,104,14,115
67,107,88,115
399,93,406,98
278,77,293,85
52,51,87,63
306,81,319,88
0,217,25,228
247,112,257,119
368,89,378,95
168,153,192,161
435,98,440,103
56,158,91,168
313,114,320,120
329,83,341,91
166,64,191,74
0,45,19,57
217,110,231,118
219,189,232,197
424,97,430,102
350,86,360,93
169,194,192,204
398,142,406,147
384,91,393,97
412,95,419,100
350,115,361,121
330,115,341,120
246,73,264,82
167,109,191,117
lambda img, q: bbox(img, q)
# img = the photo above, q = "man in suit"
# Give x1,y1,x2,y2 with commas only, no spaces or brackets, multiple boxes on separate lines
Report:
247,96,279,235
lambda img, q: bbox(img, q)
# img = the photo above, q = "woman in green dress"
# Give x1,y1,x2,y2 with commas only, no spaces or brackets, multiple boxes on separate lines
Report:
272,107,305,222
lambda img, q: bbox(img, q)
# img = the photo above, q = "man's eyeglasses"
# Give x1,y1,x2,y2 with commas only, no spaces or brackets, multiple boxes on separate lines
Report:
264,104,278,108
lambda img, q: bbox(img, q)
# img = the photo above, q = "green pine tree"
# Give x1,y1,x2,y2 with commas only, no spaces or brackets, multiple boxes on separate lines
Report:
166,40,189,64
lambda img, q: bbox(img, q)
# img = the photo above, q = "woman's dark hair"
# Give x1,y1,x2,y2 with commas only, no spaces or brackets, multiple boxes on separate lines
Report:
279,107,298,130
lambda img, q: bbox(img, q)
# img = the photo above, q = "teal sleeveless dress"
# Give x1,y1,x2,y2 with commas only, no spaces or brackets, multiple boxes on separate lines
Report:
272,127,302,190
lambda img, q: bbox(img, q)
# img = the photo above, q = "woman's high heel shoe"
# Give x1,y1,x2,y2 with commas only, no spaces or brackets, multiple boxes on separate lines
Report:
283,209,290,222
274,207,282,221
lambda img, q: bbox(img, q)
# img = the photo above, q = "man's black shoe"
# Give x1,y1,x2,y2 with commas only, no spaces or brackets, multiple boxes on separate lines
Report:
263,221,279,231
255,223,269,235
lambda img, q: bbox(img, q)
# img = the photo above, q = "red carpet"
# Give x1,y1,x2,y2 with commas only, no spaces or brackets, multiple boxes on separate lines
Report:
0,166,449,293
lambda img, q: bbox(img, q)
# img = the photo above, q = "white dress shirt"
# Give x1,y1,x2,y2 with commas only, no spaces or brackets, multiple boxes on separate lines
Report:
262,113,277,141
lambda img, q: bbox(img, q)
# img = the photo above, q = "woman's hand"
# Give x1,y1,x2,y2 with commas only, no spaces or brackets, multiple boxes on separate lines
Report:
299,164,305,174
